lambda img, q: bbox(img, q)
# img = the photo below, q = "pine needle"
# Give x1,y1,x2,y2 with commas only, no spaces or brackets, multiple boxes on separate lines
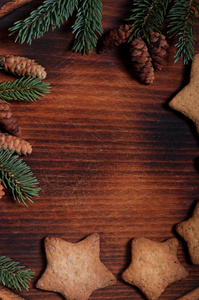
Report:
0,77,50,103
0,256,34,291
9,0,78,44
127,0,170,43
167,0,199,64
72,0,103,54
0,148,40,206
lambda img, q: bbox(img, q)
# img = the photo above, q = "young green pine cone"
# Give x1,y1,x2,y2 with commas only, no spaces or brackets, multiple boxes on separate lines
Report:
148,31,169,71
99,24,133,53
130,37,155,85
0,99,21,136
0,55,47,79
0,132,32,155
0,182,5,199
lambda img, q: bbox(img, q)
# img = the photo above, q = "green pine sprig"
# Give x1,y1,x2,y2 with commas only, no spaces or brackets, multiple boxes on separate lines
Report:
0,77,50,104
127,0,170,43
9,0,78,44
9,0,103,54
0,256,34,290
72,0,103,54
0,149,40,206
167,0,199,64
127,0,199,64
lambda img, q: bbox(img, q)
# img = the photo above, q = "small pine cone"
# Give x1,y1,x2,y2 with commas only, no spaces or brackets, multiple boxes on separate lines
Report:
0,55,47,79
148,31,169,71
0,285,26,299
99,24,133,53
130,37,155,85
0,99,21,136
0,182,5,199
0,132,32,155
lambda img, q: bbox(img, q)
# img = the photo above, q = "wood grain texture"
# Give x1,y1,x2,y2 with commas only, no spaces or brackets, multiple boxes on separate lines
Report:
0,0,199,299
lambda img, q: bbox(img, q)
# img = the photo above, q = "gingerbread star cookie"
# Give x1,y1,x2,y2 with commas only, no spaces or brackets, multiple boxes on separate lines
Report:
122,237,188,300
169,54,199,133
36,233,116,300
0,286,26,299
176,201,199,264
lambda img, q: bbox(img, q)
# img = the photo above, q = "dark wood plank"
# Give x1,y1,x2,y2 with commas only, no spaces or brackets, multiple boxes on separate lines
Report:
0,0,199,299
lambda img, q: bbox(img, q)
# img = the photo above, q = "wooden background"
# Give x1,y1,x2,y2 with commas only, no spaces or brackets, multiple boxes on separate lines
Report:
0,0,199,299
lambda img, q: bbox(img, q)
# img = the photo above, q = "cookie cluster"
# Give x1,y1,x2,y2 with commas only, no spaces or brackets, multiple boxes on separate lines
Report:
33,199,199,300
2,202,199,300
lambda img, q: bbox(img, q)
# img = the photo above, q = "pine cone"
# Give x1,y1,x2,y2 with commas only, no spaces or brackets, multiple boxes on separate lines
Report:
99,24,133,53
148,31,169,71
0,99,21,136
0,182,5,199
0,55,47,79
0,285,26,299
130,37,155,85
0,132,32,155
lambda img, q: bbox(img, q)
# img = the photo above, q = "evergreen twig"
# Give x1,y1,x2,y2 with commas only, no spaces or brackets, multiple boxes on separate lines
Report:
127,0,170,43
0,256,34,290
7,0,199,62
72,0,103,54
167,0,199,64
9,0,103,54
127,0,199,64
9,0,78,44
0,148,40,206
0,77,50,103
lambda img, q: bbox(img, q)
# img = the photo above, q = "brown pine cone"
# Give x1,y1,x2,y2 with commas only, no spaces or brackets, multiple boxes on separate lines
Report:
130,37,155,85
0,99,21,136
0,285,26,299
0,55,47,79
148,31,169,71
0,132,32,155
99,24,133,53
0,182,5,199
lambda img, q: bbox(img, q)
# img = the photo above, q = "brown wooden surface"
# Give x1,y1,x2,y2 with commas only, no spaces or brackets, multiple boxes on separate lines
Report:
0,1,199,299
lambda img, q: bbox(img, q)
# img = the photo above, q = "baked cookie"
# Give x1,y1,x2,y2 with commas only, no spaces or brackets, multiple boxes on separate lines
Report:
36,233,116,300
176,201,199,264
122,237,188,300
169,54,199,133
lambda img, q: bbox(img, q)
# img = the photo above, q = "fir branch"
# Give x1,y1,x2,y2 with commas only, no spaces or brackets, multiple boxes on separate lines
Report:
0,149,40,206
167,0,199,64
9,0,78,44
127,0,170,43
0,77,50,103
72,0,103,54
0,256,34,290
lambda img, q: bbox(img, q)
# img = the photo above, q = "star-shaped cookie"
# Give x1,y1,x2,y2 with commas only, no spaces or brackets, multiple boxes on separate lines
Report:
36,233,116,300
122,237,188,300
169,54,199,133
176,201,199,264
